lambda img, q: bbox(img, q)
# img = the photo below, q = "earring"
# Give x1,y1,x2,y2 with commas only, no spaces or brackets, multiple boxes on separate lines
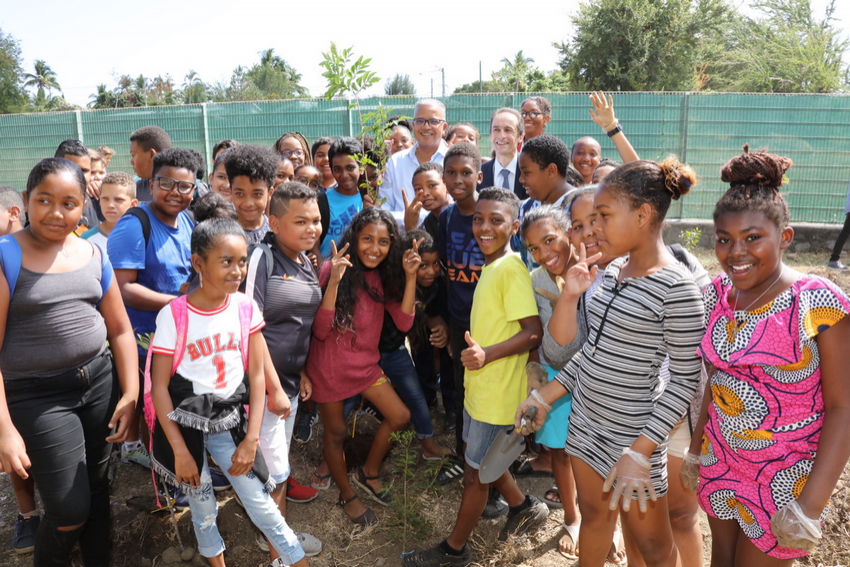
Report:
199,272,203,288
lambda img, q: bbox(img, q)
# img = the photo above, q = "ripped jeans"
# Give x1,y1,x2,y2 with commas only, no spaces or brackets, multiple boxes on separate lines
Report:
187,430,304,563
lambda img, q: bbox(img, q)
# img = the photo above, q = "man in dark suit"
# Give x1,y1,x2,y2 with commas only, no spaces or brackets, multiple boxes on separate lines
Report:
478,107,527,199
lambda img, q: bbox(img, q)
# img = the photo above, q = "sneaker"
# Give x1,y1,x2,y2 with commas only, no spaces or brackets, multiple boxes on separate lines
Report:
482,492,508,519
266,558,284,567
13,514,39,554
209,467,231,492
498,495,549,541
444,411,457,432
296,532,323,557
436,456,464,486
293,407,319,444
828,260,849,270
286,477,319,503
257,532,322,557
121,442,151,468
401,542,471,567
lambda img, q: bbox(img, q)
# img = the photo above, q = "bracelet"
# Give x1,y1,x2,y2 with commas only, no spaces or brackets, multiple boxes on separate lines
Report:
622,447,650,469
606,124,623,138
530,389,553,412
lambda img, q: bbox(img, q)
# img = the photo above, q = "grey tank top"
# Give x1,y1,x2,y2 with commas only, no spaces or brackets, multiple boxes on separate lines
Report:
0,252,108,379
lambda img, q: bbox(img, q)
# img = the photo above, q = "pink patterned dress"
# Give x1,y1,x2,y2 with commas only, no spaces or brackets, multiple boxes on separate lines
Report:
697,274,850,559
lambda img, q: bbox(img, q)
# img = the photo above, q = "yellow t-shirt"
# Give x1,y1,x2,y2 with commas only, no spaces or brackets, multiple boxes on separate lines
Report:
465,253,539,425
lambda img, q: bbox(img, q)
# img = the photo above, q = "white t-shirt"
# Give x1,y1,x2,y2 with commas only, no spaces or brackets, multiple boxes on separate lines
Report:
151,293,265,399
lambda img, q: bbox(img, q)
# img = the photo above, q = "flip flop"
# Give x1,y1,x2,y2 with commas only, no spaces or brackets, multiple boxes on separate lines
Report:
512,457,553,477
351,468,392,506
543,486,563,509
310,471,333,491
608,528,627,565
559,522,580,560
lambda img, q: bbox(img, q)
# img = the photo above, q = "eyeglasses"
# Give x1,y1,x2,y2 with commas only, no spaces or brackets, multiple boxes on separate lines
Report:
413,118,446,127
154,176,196,195
521,111,544,119
297,176,320,190
281,149,304,158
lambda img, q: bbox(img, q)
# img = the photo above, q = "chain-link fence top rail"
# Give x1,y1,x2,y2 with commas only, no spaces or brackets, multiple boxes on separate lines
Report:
1,92,848,223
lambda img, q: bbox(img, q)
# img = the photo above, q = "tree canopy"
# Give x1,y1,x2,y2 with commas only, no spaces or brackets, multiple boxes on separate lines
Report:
385,74,415,96
0,28,28,114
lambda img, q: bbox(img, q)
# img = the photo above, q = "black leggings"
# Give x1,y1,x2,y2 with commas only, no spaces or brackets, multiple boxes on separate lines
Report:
830,213,850,262
449,321,470,456
5,351,117,567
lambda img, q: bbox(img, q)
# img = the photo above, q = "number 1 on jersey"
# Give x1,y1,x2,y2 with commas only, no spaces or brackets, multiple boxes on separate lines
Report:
212,355,226,389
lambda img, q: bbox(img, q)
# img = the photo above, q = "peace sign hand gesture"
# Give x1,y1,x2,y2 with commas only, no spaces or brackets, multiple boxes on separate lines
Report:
562,243,603,298
403,237,423,278
401,187,423,232
328,240,352,284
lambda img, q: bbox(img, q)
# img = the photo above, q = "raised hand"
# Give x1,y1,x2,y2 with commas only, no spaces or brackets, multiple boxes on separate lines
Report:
460,331,487,370
401,186,423,232
328,240,352,284
562,243,603,298
403,237,423,278
589,91,618,131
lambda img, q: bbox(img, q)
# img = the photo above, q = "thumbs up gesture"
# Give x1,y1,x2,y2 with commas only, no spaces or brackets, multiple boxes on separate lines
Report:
460,331,487,370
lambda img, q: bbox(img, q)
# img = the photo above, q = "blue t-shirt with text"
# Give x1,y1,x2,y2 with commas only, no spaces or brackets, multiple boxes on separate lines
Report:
107,203,194,354
438,204,484,326
320,188,362,258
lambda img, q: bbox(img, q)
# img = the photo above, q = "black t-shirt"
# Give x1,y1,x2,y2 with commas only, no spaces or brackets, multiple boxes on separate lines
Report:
136,178,152,202
246,237,322,397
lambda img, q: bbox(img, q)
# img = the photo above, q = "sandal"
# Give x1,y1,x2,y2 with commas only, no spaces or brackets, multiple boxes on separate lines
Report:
608,528,627,565
512,457,553,477
337,494,378,526
351,468,392,507
543,486,563,509
435,456,464,486
559,522,580,560
310,471,333,491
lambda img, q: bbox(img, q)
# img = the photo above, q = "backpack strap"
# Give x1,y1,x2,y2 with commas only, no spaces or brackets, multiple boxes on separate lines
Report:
0,236,22,296
667,243,689,267
124,207,152,247
236,294,253,371
318,193,330,246
245,242,273,301
169,295,190,376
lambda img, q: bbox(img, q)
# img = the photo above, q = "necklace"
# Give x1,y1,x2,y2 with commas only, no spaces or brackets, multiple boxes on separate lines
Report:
732,267,784,326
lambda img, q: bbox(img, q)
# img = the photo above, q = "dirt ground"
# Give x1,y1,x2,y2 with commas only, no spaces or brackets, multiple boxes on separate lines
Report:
1,251,849,567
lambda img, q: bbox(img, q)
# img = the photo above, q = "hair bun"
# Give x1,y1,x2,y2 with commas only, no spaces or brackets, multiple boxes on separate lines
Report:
659,156,696,200
720,144,792,188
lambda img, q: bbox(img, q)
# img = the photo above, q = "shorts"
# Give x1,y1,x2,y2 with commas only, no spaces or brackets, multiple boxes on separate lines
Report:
535,365,573,450
259,395,299,484
462,409,510,470
666,418,690,460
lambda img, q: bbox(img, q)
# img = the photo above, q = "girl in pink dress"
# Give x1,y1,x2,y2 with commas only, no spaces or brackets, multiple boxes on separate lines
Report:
685,146,850,564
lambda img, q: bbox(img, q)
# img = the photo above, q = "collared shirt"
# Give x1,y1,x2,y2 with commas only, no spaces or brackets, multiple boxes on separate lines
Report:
492,154,518,191
380,140,450,213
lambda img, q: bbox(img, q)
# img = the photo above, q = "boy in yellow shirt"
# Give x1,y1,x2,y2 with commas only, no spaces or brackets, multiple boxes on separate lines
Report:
403,187,547,566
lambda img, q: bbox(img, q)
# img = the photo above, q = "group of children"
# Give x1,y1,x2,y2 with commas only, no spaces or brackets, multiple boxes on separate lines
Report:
0,91,847,567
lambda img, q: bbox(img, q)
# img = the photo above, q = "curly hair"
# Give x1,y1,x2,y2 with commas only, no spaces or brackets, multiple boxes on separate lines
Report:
444,142,482,173
521,134,570,178
273,132,312,166
600,156,697,225
330,208,405,334
223,144,280,189
152,147,206,180
714,144,792,228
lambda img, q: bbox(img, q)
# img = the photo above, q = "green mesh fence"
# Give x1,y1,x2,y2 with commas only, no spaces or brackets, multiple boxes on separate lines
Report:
2,92,848,223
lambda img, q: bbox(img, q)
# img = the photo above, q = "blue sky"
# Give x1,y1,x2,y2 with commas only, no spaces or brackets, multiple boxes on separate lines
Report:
1,0,847,107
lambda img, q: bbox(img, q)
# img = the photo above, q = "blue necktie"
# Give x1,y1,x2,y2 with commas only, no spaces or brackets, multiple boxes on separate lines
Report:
499,169,510,190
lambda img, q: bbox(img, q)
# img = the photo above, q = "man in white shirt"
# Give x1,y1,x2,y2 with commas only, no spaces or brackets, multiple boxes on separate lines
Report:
478,108,527,199
380,98,450,215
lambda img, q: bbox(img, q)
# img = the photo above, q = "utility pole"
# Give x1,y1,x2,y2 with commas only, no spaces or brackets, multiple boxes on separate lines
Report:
441,68,446,97
479,61,483,92
431,78,434,98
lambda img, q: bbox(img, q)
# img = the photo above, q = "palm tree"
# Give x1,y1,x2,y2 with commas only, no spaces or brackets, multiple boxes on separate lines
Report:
89,84,118,109
182,70,206,104
23,60,62,101
497,51,536,92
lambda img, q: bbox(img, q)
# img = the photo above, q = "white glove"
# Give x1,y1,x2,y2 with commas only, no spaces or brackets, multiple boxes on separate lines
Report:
603,448,657,513
680,451,700,491
770,499,822,552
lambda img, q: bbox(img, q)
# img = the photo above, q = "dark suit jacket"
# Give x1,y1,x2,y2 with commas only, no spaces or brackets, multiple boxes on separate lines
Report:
478,158,527,200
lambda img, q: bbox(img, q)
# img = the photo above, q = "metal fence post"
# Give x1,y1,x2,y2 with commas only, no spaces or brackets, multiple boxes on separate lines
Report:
677,93,690,220
75,109,84,145
201,104,211,167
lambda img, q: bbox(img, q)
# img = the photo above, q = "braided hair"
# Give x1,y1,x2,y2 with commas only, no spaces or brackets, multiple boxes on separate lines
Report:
714,144,792,228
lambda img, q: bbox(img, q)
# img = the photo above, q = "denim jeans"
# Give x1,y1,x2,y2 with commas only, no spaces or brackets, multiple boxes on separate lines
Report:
380,345,433,439
187,430,304,563
5,350,117,567
412,343,456,415
259,395,298,484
